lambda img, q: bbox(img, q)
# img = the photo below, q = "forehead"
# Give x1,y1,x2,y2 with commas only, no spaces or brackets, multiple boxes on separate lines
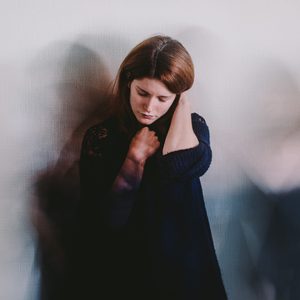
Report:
133,78,174,96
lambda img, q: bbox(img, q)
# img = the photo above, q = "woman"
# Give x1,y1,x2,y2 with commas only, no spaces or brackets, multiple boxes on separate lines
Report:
72,35,227,300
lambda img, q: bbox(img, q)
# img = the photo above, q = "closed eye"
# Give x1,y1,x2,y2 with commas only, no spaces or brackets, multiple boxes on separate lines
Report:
158,97,169,102
137,91,148,97
136,87,171,102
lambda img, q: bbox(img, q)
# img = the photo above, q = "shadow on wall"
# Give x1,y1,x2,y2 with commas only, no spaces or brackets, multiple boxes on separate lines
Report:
215,60,300,300
29,35,130,300
256,187,300,300
248,63,300,300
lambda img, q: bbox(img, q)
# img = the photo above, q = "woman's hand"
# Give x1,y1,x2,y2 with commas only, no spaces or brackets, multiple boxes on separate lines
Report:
111,128,159,194
128,127,160,164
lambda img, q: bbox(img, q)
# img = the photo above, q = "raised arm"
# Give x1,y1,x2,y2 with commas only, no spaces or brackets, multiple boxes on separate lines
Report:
79,122,160,228
157,94,212,184
163,93,199,155
108,127,160,227
112,127,160,193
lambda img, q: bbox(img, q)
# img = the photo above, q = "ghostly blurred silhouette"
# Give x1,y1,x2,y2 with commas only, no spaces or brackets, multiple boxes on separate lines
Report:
31,42,113,300
214,61,300,300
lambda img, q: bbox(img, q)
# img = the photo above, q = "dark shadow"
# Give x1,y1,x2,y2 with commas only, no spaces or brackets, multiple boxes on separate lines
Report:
29,36,129,300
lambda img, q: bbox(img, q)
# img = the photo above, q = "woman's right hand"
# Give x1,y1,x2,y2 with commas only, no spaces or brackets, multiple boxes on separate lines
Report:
127,127,160,164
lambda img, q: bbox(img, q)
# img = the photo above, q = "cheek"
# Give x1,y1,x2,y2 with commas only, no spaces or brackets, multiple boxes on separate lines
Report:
163,101,175,113
157,104,171,116
129,93,138,109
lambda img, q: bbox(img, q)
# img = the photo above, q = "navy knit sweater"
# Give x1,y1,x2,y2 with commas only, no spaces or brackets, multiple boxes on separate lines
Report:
70,112,227,300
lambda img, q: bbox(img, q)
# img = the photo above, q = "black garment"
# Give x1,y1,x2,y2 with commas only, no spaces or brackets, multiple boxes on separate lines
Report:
70,113,227,299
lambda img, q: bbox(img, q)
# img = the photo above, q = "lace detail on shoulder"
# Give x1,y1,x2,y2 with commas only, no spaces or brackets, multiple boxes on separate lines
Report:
192,112,207,124
191,112,210,146
82,123,109,158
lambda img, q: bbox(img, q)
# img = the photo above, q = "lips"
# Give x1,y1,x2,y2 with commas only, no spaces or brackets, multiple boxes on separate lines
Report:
140,112,155,119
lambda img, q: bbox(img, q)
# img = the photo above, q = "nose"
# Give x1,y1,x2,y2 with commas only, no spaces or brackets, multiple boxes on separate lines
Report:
144,97,155,113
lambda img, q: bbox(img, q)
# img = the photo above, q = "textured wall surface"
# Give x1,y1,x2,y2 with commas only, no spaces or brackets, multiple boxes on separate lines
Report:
1,1,300,299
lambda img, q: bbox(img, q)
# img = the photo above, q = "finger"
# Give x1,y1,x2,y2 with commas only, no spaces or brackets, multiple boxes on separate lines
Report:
139,127,149,134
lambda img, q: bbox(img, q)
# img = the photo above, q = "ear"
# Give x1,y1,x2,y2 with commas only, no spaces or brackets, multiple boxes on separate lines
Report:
128,81,132,88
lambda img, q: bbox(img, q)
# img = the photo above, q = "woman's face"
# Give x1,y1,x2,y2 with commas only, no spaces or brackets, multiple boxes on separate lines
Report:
129,78,177,125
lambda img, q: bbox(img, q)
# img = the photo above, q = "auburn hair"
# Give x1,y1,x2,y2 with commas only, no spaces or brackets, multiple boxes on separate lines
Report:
110,35,195,142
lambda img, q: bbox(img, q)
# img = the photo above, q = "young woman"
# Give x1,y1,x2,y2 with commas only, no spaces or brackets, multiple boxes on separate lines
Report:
72,35,227,300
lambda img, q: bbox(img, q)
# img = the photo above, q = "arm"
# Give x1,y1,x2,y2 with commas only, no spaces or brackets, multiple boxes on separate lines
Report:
156,102,224,296
108,126,160,227
111,126,159,193
157,95,212,184
163,93,199,155
79,123,160,228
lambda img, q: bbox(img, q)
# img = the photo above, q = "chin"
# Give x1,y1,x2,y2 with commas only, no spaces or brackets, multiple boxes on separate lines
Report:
135,112,158,125
138,118,155,125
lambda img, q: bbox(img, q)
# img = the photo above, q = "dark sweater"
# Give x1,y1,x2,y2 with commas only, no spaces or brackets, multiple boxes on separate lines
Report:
70,112,227,300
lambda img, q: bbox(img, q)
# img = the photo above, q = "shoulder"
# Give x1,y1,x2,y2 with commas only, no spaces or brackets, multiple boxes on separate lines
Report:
191,112,210,145
81,117,117,158
86,116,117,136
191,112,208,125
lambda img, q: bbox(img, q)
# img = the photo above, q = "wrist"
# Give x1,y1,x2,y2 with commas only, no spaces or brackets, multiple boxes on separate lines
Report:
126,153,146,166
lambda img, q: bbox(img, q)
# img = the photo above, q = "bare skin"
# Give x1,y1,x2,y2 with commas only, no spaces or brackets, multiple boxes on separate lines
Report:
163,93,199,155
111,127,160,193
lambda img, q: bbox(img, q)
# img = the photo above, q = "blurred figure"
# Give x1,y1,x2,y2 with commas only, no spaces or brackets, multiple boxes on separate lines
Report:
30,41,112,300
257,187,300,300
219,61,300,300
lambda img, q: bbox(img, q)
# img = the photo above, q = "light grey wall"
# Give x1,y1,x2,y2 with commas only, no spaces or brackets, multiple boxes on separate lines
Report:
1,1,300,299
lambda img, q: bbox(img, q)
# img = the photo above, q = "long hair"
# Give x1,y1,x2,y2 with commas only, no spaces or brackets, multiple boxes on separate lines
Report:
111,35,195,142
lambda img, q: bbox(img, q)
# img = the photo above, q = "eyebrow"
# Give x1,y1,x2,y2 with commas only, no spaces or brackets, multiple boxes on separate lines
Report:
136,85,172,98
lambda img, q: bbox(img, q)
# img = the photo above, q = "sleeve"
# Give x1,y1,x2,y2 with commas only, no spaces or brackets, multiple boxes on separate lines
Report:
79,123,136,230
156,112,212,184
70,124,133,289
79,124,114,220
